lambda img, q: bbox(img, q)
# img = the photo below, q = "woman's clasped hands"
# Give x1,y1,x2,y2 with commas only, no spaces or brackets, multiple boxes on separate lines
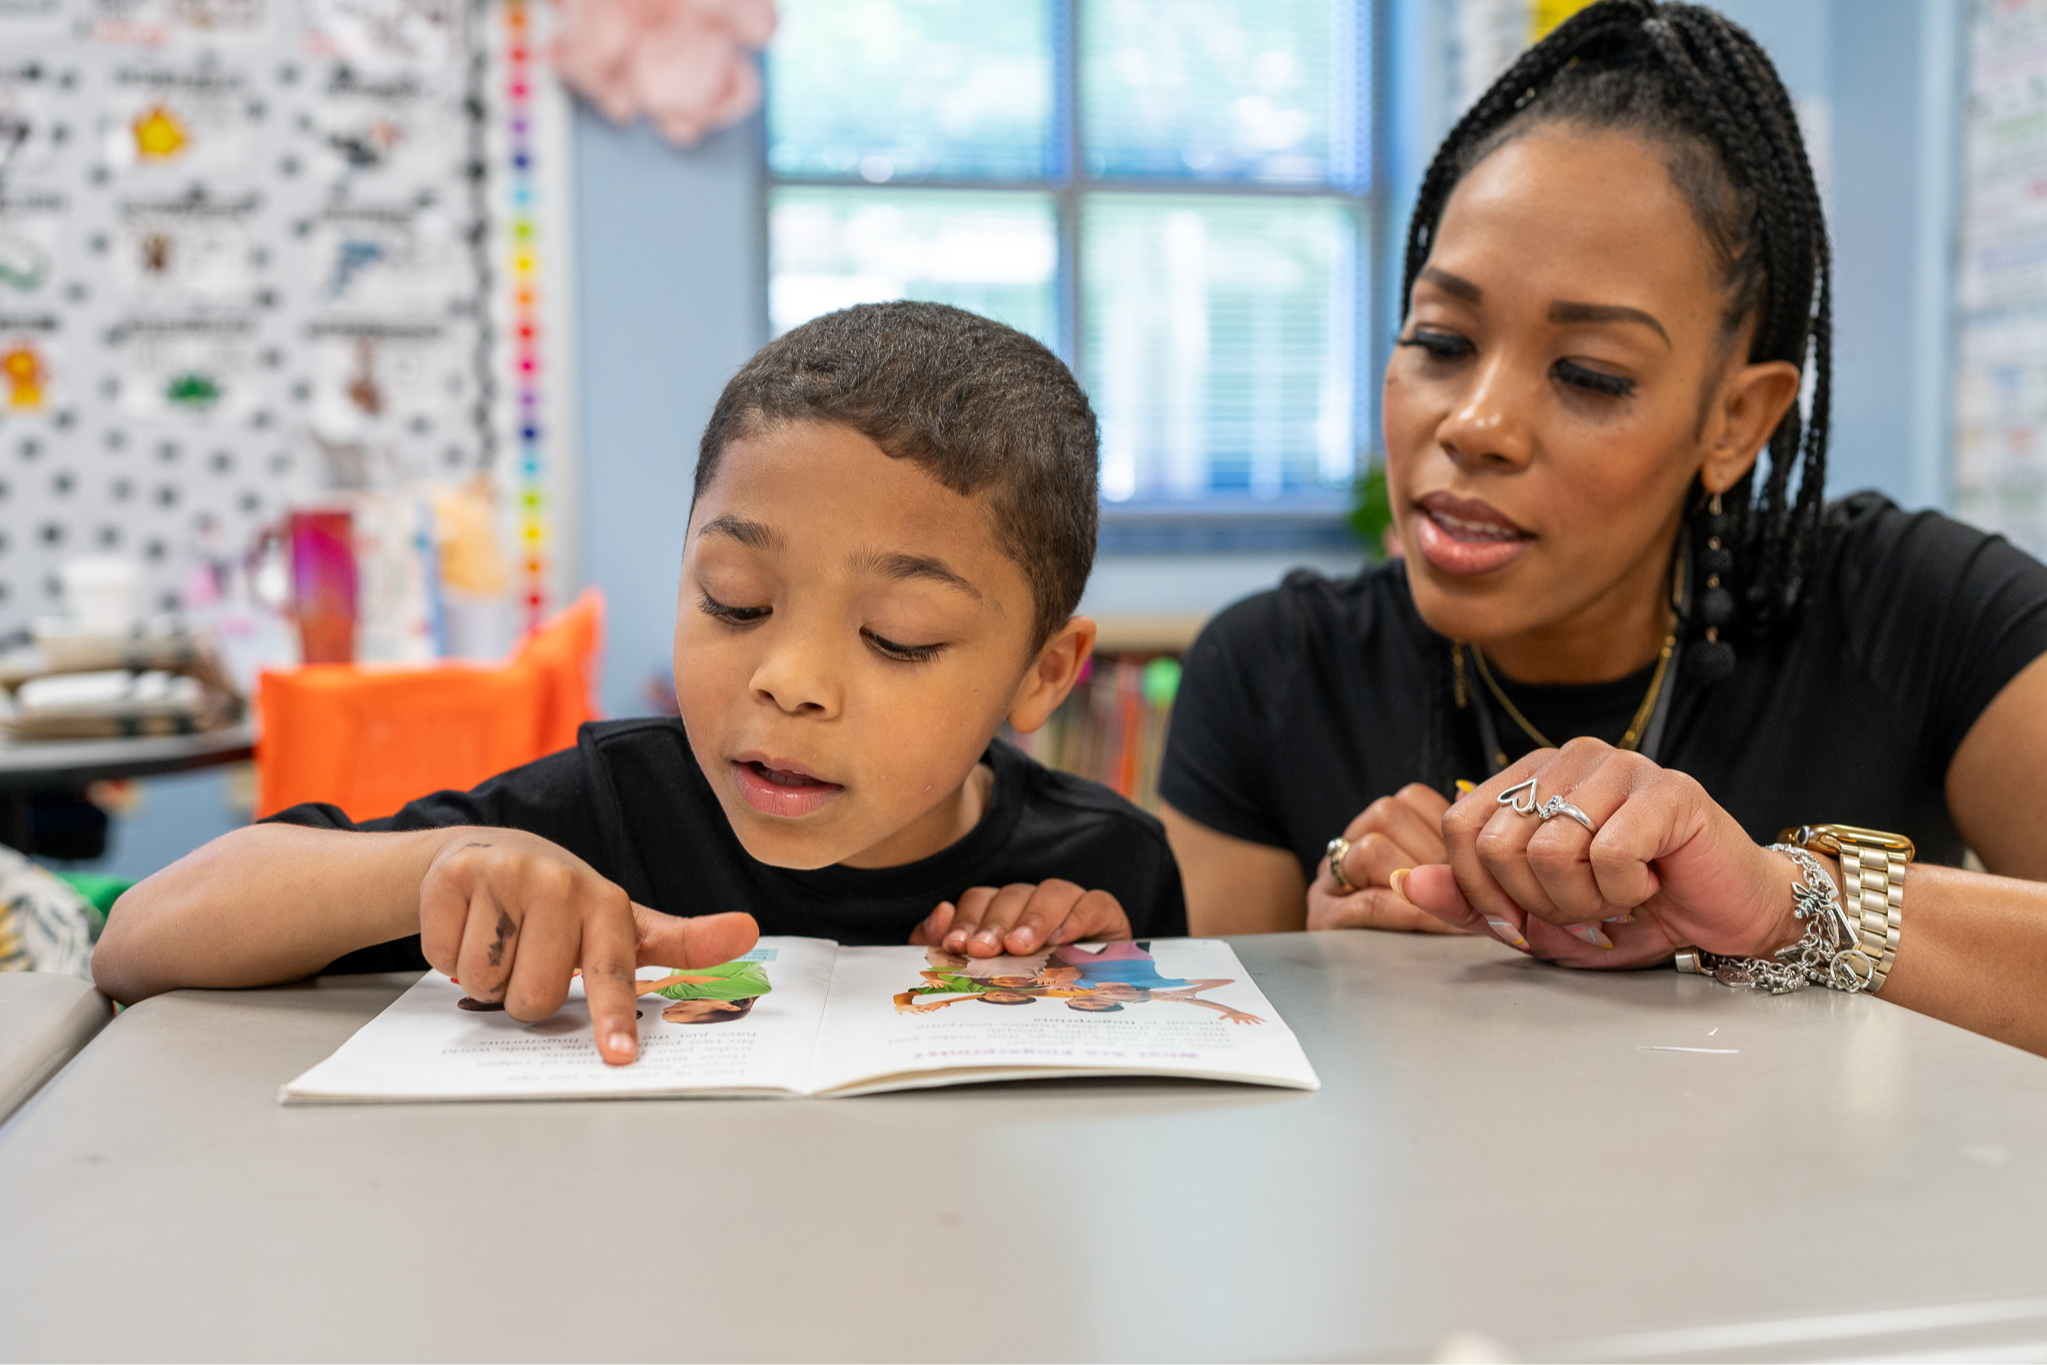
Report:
1379,738,1813,967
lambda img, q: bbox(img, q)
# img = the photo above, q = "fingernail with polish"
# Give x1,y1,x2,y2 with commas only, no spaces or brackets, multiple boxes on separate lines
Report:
1568,924,1614,949
1603,913,1634,924
1389,868,1413,901
1485,917,1529,950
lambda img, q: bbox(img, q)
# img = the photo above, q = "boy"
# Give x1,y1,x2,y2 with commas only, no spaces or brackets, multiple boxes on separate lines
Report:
93,302,1186,1064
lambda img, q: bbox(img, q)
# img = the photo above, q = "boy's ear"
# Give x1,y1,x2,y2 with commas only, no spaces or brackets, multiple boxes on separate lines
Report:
1008,615,1096,734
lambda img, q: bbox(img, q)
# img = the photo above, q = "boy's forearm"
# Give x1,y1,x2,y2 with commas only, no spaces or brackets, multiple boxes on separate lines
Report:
92,823,474,1003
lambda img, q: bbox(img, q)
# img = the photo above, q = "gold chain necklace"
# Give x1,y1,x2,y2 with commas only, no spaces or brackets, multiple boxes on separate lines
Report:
1449,554,1688,769
1453,622,1677,764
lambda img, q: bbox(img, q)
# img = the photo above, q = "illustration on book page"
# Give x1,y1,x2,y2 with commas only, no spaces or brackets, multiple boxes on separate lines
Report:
458,956,775,1026
894,940,1265,1025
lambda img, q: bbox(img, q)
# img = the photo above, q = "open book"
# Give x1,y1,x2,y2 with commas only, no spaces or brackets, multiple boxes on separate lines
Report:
282,937,1320,1101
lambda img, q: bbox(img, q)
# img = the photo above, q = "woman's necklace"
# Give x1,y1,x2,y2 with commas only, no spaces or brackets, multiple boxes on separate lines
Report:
1452,619,1679,773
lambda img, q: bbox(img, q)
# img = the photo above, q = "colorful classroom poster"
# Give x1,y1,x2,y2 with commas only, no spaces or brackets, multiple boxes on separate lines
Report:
0,0,574,634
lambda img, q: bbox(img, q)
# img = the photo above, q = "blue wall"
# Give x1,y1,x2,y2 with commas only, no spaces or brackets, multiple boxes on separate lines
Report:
1824,0,1960,509
574,111,767,718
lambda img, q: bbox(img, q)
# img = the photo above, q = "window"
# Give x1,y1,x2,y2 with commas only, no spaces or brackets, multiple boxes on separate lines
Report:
765,0,1372,513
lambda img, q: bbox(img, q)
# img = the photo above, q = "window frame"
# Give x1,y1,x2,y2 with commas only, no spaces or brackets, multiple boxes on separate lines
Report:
761,0,1388,550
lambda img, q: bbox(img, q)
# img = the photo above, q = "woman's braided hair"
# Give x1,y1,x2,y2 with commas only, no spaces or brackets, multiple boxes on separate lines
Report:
1402,0,1830,631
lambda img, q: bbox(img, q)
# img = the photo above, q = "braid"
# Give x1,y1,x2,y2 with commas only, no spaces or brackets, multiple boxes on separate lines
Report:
1676,12,1831,610
1401,0,1832,633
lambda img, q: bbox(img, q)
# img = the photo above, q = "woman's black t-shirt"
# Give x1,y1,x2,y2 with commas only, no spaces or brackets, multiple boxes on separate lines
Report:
268,719,1187,973
1159,493,2047,874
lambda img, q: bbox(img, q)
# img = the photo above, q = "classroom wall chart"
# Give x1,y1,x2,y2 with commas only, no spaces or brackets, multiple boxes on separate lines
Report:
1953,0,2047,558
0,0,575,637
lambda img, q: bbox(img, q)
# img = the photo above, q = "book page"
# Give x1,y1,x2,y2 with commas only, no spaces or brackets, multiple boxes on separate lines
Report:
281,937,837,1103
804,939,1321,1096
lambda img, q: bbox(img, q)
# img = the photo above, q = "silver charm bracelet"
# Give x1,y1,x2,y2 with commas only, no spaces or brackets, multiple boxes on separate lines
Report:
1675,844,1871,995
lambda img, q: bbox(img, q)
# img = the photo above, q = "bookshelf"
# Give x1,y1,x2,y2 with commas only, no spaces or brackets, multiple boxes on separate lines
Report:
1006,614,1203,812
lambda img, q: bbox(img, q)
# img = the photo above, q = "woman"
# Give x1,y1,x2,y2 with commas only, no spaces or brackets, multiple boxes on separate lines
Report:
1159,0,2047,1054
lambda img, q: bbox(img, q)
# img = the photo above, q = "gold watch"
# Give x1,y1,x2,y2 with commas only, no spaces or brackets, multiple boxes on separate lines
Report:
1779,824,1914,994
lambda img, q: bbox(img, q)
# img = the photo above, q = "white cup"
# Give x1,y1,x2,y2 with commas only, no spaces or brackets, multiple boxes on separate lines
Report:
60,556,143,634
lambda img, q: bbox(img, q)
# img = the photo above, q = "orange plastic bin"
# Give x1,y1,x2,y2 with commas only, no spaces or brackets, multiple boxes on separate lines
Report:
513,589,605,755
255,591,605,821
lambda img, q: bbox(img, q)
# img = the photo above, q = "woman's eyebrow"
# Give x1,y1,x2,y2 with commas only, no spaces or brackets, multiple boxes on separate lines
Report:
1418,266,1481,301
1548,300,1672,348
855,550,983,600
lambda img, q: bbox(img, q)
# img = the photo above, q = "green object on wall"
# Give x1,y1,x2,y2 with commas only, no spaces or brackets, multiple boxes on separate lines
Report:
165,372,223,408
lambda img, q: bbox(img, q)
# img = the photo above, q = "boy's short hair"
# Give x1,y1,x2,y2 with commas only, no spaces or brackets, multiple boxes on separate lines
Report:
697,301,1099,653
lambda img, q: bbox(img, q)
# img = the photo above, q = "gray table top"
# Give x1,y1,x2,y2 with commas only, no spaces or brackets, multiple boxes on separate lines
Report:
4,932,2047,1363
0,721,254,790
0,973,111,1126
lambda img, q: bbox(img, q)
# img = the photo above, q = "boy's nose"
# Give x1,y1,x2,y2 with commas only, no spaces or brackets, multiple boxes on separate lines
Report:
749,639,841,717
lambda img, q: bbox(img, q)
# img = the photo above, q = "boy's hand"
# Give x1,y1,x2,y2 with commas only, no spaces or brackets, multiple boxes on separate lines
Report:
910,879,1130,958
419,829,758,1066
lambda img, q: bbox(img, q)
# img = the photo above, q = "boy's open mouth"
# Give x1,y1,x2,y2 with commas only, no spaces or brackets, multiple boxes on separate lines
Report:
732,755,844,819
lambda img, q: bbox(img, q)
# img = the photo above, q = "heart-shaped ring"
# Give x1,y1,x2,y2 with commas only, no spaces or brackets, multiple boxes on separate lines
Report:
1496,777,1539,815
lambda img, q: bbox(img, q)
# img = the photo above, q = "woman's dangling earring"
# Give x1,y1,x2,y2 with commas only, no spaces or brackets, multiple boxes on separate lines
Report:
1691,490,1737,683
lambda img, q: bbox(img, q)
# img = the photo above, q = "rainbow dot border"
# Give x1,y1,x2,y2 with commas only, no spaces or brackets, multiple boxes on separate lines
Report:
504,0,546,627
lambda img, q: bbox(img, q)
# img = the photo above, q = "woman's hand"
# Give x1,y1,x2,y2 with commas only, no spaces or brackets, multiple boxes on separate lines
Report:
1309,783,1468,934
1396,738,1808,967
419,829,759,1065
910,880,1131,958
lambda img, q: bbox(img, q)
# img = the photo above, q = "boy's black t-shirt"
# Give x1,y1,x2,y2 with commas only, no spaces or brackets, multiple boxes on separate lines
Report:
1160,493,2047,875
267,719,1188,972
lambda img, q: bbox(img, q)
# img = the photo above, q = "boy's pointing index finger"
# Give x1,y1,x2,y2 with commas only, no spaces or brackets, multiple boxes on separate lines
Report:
583,909,759,1067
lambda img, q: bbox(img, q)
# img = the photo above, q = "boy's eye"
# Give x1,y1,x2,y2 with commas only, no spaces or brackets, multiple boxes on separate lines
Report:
1552,359,1635,398
1396,328,1472,361
862,628,944,663
699,592,770,624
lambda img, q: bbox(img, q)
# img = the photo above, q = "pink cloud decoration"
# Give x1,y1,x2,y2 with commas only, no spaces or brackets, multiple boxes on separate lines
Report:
550,0,776,147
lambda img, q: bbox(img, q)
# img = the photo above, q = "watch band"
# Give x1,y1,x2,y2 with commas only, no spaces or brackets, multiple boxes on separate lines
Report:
1780,824,1913,994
